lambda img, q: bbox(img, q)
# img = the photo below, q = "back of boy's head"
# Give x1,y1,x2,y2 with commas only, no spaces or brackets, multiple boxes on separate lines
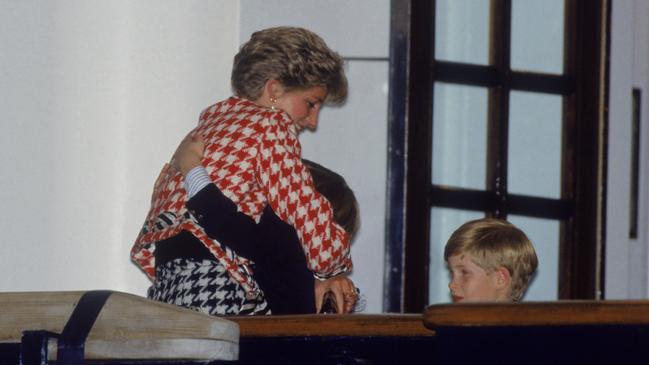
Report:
303,159,359,238
444,218,538,301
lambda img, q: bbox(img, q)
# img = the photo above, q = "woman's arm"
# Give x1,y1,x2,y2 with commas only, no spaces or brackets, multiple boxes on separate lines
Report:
256,115,353,278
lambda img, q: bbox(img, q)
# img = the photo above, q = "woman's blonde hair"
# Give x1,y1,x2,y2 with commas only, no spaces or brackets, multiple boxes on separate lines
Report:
232,27,347,104
444,218,538,301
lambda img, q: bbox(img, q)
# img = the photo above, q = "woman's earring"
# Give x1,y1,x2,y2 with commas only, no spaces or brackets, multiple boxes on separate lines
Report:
270,97,277,111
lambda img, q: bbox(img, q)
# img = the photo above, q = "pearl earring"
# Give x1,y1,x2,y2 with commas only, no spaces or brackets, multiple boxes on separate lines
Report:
270,97,277,111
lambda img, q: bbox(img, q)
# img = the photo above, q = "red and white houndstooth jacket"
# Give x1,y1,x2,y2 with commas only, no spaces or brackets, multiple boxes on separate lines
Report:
131,97,352,297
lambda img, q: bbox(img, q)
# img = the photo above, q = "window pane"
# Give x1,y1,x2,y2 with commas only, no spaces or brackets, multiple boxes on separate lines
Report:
508,91,562,199
429,208,484,304
507,215,559,301
433,83,488,189
435,0,490,65
511,0,565,74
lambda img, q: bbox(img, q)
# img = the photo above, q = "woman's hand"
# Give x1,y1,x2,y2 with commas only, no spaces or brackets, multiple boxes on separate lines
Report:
314,274,358,314
171,134,205,176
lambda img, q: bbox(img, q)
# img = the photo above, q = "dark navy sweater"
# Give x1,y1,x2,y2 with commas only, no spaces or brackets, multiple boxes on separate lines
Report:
154,184,315,314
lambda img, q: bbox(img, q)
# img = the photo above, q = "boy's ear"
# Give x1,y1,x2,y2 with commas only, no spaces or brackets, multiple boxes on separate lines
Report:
494,266,512,289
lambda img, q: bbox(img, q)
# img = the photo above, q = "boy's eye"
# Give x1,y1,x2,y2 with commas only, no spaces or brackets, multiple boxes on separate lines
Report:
307,101,317,109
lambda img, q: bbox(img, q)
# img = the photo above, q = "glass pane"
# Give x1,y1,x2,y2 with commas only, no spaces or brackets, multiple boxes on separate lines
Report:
511,0,565,74
508,91,562,199
429,208,485,304
435,0,490,65
433,83,488,189
507,215,560,301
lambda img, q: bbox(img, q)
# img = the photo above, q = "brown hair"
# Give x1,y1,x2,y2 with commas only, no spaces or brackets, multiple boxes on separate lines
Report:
303,159,359,238
444,218,538,301
232,27,347,104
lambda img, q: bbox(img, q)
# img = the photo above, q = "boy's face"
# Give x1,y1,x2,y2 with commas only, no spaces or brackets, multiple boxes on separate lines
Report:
447,254,508,303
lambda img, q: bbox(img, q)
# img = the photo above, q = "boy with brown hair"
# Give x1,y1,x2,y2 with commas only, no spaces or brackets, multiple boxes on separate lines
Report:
445,218,538,302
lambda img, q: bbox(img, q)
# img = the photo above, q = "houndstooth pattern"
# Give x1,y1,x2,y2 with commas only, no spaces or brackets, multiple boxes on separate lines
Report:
131,97,352,297
148,258,270,315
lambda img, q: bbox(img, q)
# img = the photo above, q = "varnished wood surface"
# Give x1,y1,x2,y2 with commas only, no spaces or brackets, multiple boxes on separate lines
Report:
230,313,433,337
0,291,238,360
424,300,649,329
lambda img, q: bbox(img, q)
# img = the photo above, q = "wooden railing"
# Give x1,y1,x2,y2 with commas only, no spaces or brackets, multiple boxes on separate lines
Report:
231,313,433,337
423,300,649,328
6,290,649,365
230,313,434,364
423,300,649,365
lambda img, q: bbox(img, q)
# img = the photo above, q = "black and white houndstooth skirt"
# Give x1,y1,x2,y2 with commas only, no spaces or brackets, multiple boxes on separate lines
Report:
148,258,270,316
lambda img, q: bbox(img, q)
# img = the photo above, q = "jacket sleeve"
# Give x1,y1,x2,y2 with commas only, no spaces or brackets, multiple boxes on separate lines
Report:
256,114,353,278
186,184,259,261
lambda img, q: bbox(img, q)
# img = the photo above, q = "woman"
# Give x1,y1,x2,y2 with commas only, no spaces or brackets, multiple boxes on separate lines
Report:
131,27,357,315
155,135,360,314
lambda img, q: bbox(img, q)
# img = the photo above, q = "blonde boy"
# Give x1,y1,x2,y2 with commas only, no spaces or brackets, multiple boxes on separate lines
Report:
444,218,538,302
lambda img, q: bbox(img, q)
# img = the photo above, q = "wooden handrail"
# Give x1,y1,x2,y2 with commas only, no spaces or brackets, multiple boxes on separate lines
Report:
424,300,649,329
230,314,433,337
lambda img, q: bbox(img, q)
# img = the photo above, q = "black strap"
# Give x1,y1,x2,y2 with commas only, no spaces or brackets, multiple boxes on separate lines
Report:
57,290,112,365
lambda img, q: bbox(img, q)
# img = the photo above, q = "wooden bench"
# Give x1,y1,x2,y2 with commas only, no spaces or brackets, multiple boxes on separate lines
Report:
232,313,431,336
424,300,649,364
0,290,239,363
229,314,434,364
10,291,647,364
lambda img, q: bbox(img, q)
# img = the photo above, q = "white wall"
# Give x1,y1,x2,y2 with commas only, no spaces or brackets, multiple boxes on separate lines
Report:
3,0,648,313
0,1,238,294
239,0,390,313
606,0,649,298
0,0,390,313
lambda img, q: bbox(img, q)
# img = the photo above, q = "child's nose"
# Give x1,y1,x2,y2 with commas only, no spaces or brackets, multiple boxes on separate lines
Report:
448,278,458,291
